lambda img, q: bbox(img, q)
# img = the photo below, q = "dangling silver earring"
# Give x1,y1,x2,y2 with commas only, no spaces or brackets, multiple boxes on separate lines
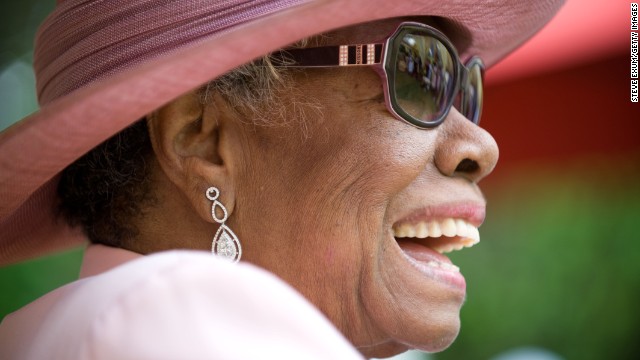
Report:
206,186,242,263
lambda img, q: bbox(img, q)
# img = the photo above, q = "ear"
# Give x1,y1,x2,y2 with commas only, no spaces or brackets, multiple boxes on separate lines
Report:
147,90,235,223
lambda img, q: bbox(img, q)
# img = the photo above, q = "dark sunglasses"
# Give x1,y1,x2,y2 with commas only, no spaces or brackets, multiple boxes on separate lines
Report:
272,22,484,129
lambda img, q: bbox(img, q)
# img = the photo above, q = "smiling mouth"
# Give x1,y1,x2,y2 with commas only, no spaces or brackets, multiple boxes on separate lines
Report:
392,218,480,273
394,218,480,253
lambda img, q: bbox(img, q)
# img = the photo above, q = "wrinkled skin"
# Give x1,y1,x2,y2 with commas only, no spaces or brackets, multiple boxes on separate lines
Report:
140,19,498,358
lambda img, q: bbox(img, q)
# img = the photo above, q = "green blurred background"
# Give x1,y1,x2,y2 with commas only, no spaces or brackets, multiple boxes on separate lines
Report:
1,1,639,360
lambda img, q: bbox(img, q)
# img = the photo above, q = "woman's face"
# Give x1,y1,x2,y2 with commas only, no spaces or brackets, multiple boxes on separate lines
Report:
221,20,498,357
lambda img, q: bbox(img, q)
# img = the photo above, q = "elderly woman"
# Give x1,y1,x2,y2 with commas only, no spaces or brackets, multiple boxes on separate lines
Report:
0,0,563,358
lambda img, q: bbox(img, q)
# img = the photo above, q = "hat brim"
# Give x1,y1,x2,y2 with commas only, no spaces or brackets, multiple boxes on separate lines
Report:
0,0,564,264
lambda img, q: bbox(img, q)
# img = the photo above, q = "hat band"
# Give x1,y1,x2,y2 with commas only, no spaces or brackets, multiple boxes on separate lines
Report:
34,0,312,105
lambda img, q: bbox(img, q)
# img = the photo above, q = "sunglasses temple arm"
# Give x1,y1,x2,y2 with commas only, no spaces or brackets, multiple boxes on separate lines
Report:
271,44,384,68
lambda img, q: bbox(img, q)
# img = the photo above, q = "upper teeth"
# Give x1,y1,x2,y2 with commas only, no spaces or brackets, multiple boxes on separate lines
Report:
393,218,480,253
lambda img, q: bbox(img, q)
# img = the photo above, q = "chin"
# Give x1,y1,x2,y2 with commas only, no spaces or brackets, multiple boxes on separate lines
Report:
398,313,461,354
356,310,461,358
359,343,411,359
415,318,461,353
360,323,460,359
355,238,465,357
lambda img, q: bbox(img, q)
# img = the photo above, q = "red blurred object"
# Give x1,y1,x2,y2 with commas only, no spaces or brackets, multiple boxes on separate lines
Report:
483,54,640,177
487,0,629,84
481,0,639,178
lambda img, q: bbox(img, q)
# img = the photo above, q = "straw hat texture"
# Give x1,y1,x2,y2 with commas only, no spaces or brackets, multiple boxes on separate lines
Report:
0,0,564,264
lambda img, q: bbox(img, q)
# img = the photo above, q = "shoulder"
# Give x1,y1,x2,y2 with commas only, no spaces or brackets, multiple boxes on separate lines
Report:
2,251,362,359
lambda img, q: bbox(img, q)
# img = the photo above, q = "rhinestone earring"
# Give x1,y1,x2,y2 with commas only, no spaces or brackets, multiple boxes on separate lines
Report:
206,186,241,263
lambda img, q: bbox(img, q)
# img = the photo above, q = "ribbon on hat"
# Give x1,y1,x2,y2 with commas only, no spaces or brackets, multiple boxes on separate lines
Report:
34,0,312,105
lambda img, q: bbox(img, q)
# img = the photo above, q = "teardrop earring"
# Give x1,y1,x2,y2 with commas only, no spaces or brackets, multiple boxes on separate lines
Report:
206,186,242,263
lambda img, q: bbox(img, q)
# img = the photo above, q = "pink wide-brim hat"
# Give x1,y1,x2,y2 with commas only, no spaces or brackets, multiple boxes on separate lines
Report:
0,0,564,265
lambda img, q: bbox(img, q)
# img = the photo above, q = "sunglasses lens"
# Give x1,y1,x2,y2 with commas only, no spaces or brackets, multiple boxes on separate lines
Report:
461,60,483,124
391,31,456,125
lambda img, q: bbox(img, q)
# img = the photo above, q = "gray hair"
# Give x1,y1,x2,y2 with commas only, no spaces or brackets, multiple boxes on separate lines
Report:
203,37,320,132
57,53,317,247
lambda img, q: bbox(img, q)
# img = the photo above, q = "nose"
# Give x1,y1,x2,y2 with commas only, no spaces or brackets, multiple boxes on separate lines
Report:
433,109,499,183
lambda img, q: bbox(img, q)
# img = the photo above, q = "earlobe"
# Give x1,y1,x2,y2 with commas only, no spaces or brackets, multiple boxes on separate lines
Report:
146,90,236,223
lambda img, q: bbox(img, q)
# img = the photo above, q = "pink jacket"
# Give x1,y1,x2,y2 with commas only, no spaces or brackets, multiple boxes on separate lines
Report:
0,245,363,359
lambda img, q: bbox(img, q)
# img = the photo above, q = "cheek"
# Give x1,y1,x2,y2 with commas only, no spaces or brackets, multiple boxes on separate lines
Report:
327,106,437,203
293,68,438,204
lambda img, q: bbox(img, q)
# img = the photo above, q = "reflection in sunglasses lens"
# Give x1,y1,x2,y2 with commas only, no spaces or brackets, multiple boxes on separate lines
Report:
394,32,455,123
463,62,482,124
